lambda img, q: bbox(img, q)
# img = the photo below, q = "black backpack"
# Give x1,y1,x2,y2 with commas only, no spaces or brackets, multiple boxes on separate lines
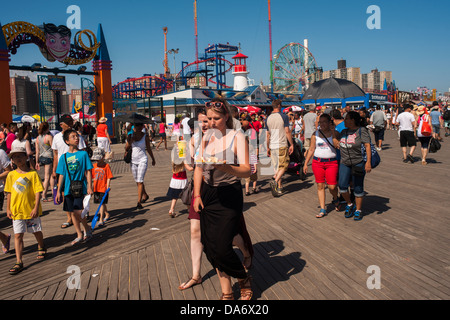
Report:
443,109,450,121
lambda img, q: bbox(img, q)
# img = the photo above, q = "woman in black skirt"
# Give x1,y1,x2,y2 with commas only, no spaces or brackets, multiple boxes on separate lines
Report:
193,97,253,300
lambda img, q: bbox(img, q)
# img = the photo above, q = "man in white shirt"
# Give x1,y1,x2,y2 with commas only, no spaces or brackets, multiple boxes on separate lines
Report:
51,114,86,228
181,113,191,142
395,104,416,163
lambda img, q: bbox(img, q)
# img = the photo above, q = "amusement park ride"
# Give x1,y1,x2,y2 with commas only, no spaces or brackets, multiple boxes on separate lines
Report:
0,0,322,127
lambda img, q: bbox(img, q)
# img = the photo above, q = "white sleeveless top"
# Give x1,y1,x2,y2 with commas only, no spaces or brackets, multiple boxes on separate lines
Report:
314,131,337,159
131,134,148,164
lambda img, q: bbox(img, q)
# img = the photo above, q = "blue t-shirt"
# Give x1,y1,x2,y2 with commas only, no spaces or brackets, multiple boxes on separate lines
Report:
335,121,347,133
56,150,93,196
430,110,441,125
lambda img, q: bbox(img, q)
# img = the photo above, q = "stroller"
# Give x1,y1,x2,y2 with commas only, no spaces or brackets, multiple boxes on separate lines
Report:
287,138,306,180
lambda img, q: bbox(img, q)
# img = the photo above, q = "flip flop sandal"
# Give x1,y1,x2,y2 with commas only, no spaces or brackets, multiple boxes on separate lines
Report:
332,198,341,211
71,237,83,246
61,222,73,229
316,209,327,218
9,262,24,275
2,234,11,254
178,277,202,291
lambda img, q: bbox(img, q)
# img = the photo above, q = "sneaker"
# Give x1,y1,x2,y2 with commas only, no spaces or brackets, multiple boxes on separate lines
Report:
403,158,409,163
344,204,355,218
353,210,363,221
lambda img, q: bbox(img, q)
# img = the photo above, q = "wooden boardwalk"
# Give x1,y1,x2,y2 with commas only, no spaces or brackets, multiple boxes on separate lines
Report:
0,130,449,300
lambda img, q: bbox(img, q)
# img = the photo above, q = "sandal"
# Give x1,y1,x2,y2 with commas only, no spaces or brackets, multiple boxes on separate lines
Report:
37,247,47,260
253,186,260,194
332,198,341,211
220,292,234,300
9,262,24,275
61,222,73,229
178,277,202,291
42,197,51,202
2,234,11,254
316,208,327,218
71,237,83,246
238,275,253,300
169,210,176,218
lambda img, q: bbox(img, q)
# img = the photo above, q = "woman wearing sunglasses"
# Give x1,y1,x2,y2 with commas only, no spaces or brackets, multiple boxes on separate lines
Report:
193,98,254,300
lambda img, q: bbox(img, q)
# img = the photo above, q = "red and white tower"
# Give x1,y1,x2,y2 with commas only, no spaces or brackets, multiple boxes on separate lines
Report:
232,52,249,91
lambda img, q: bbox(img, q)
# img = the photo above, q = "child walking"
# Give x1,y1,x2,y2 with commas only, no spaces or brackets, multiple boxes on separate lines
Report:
167,160,193,218
56,129,94,245
90,148,113,226
4,146,45,275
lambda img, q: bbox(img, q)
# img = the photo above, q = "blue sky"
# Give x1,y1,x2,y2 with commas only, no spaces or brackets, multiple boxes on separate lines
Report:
2,0,450,94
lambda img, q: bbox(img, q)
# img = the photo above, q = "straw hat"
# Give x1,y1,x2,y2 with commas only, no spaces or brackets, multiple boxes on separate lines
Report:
99,117,107,123
417,105,426,115
8,146,27,158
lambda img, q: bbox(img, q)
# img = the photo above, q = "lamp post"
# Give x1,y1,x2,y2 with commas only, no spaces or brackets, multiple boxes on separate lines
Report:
168,48,179,91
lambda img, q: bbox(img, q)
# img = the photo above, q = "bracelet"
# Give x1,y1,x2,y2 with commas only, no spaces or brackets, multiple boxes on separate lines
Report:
193,195,201,199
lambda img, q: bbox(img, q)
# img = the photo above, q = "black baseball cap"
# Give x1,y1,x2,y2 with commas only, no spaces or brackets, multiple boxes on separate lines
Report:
60,114,73,125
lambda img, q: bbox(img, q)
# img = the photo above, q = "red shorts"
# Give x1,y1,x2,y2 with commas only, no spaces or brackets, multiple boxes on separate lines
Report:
311,158,338,185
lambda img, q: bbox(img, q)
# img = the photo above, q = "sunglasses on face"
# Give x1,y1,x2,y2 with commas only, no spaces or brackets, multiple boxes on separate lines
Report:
205,101,225,109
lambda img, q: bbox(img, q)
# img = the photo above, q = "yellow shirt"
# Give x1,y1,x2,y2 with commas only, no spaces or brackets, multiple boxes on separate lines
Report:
4,170,43,220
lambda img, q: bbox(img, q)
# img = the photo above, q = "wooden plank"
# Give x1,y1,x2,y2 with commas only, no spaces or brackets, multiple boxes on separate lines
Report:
129,251,140,300
118,255,130,300
137,248,151,300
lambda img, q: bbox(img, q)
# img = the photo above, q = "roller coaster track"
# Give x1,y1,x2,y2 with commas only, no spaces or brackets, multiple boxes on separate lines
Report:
176,56,234,88
112,75,173,99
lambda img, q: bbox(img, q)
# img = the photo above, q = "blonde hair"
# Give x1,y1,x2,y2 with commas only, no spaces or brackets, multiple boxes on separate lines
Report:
172,161,185,174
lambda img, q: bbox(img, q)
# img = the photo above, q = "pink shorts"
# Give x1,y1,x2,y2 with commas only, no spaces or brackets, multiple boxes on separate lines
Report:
311,159,338,185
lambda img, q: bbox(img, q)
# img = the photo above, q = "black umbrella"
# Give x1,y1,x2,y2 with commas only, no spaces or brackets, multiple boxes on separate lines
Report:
113,113,154,124
301,78,365,101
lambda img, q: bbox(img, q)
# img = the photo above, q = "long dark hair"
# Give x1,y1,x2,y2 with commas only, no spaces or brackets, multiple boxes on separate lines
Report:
345,111,364,127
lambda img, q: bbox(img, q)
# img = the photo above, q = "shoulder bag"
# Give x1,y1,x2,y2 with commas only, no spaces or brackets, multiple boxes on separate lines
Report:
65,153,84,198
124,134,132,163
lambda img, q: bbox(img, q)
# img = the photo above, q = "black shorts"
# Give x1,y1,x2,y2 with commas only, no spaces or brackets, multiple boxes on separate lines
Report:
64,195,84,212
400,130,417,147
94,192,109,204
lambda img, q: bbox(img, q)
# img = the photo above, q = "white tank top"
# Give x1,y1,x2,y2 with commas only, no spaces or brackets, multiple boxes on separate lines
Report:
314,131,337,159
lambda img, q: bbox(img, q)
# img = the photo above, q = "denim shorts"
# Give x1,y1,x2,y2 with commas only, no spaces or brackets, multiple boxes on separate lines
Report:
338,162,365,197
432,124,440,134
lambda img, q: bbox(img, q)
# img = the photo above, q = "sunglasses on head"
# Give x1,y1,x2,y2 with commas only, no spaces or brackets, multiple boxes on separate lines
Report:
205,101,226,109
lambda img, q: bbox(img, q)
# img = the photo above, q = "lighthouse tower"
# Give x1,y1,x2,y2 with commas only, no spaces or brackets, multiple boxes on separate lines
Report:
232,52,249,91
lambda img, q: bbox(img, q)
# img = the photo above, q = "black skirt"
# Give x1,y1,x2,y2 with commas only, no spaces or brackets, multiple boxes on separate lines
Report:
200,181,253,279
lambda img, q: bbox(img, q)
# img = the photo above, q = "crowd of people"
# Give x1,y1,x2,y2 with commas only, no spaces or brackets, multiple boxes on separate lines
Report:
0,98,447,299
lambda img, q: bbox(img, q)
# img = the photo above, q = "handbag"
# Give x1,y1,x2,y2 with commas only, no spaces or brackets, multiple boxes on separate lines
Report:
358,128,381,169
65,154,84,198
179,179,194,205
124,133,132,163
429,138,441,153
420,115,432,137
124,148,132,163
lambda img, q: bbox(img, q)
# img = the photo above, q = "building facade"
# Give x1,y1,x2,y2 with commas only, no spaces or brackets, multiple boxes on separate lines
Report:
10,75,39,114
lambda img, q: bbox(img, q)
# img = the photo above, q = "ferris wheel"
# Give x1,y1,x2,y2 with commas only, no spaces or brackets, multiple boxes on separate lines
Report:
273,42,318,94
